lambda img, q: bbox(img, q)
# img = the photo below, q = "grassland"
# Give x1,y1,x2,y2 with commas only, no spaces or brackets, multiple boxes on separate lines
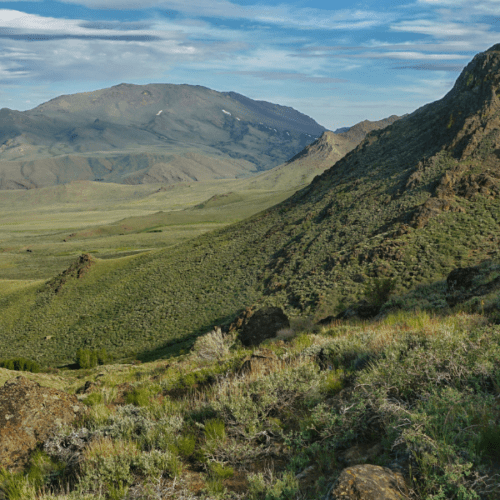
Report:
0,179,296,280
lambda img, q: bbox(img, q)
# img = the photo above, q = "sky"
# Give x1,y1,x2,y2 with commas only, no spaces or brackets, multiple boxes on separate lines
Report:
0,0,499,130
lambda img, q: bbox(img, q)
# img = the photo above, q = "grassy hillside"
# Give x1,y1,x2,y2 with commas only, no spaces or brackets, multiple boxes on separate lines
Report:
3,46,500,368
1,45,500,366
0,117,398,281
1,309,500,499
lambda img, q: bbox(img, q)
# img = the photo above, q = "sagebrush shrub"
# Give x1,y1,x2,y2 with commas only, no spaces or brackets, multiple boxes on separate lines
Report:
192,328,235,361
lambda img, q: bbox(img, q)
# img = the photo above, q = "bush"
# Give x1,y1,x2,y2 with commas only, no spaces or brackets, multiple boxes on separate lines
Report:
125,387,150,407
0,357,40,373
247,470,299,500
192,328,235,362
209,462,234,479
204,418,226,444
365,278,396,307
83,393,104,407
177,434,196,459
76,348,108,369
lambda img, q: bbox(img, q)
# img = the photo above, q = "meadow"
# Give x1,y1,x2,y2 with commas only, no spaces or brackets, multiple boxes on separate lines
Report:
0,179,296,280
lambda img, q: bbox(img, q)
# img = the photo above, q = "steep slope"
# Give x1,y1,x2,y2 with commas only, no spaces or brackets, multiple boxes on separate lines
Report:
246,115,401,191
3,44,500,365
0,84,327,189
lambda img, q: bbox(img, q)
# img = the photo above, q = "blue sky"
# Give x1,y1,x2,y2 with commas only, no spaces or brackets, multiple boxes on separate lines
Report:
0,0,499,129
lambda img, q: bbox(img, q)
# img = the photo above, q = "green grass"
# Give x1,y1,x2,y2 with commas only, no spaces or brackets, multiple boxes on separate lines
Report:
5,309,500,500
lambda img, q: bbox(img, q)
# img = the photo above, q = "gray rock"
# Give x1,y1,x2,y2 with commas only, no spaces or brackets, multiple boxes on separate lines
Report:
325,464,408,500
239,307,290,346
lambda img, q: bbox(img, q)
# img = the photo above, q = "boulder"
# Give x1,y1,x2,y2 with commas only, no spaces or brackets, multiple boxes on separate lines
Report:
341,442,384,466
325,464,408,500
238,307,290,346
0,376,84,471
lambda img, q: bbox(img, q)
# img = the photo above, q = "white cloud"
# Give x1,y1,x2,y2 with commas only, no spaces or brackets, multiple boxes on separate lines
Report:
391,20,491,38
418,0,500,13
223,70,348,84
58,0,394,30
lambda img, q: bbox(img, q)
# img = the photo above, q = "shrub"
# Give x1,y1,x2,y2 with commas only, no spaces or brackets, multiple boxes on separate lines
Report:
83,393,103,407
209,462,234,480
76,348,108,369
177,434,196,459
125,387,150,407
276,328,295,341
192,328,235,362
477,424,500,460
247,470,299,500
322,370,344,395
80,437,138,491
204,418,226,444
0,357,40,373
365,278,396,307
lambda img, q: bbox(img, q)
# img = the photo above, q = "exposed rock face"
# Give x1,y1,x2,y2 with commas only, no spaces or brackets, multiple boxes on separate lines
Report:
238,307,290,346
46,253,95,294
325,464,408,500
0,377,84,471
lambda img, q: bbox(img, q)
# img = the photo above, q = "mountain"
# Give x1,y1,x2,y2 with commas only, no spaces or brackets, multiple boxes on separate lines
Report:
245,115,401,190
0,84,327,189
2,44,500,365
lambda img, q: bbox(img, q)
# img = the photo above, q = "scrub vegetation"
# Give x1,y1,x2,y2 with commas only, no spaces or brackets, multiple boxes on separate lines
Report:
1,310,500,499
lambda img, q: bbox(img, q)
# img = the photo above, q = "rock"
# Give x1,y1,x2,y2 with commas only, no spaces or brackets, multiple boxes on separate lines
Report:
238,307,290,347
342,442,384,466
325,464,408,500
239,349,282,376
228,306,255,332
0,376,84,471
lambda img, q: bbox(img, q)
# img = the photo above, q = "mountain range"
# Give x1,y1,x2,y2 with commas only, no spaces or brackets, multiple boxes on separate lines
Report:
2,44,500,366
0,84,328,189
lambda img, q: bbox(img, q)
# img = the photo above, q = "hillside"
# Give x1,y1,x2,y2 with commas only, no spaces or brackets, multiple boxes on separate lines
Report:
246,115,401,191
0,114,397,281
0,84,327,189
2,44,500,367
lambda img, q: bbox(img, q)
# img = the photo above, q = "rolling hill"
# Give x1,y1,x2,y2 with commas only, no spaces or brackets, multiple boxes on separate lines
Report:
2,44,500,366
0,84,327,189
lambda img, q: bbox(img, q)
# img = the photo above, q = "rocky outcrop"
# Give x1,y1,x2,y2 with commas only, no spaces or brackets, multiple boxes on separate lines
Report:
0,377,84,471
325,464,408,500
238,307,290,346
46,253,95,294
